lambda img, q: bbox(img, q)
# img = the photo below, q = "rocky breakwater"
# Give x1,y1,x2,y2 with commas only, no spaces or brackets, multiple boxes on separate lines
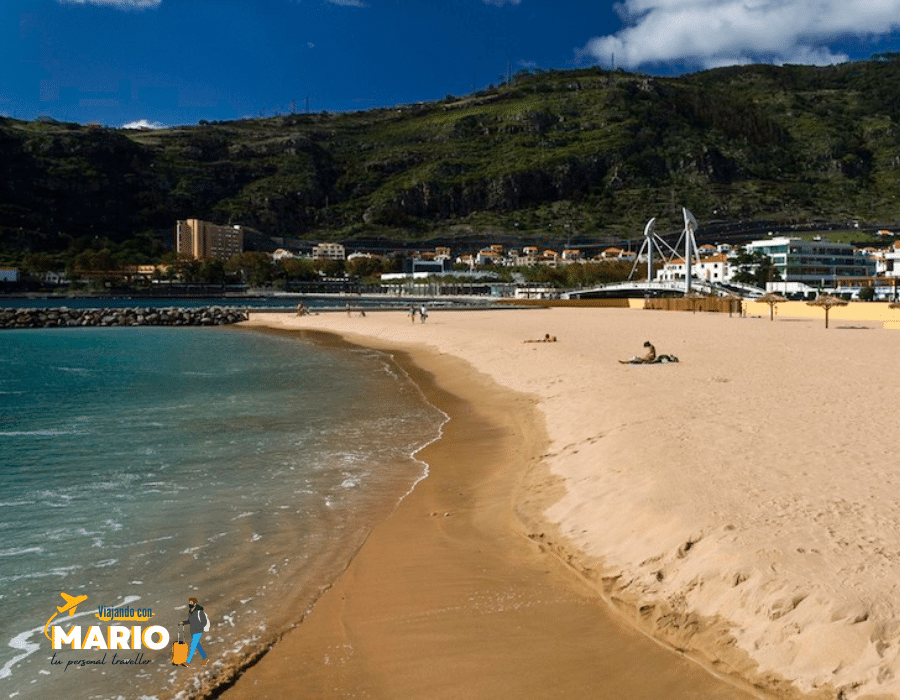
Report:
0,306,249,329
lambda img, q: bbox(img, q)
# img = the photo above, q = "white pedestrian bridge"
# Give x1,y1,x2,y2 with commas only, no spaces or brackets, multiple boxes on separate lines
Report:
562,279,766,299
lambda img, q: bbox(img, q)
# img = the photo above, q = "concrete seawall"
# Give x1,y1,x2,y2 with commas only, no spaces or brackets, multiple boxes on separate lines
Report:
0,306,249,329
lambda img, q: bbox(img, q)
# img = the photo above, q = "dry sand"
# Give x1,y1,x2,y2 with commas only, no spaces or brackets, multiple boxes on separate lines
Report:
228,306,900,700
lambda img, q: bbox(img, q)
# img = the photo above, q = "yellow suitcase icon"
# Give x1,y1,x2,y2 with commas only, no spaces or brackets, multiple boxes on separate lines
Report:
171,626,188,665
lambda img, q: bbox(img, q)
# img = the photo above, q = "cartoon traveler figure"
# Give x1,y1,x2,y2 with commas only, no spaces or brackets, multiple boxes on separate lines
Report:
179,597,210,667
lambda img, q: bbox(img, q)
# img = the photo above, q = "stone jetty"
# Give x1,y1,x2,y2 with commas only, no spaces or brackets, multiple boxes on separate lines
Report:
0,306,249,329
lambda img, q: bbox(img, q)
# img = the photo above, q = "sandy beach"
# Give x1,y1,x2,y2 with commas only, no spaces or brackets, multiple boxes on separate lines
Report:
227,305,900,700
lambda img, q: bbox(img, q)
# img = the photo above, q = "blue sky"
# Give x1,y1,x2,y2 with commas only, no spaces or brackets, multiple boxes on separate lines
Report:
3,0,900,129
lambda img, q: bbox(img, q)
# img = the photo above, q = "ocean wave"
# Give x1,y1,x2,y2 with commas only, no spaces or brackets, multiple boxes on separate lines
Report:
0,564,81,582
0,546,43,557
340,476,361,489
109,534,176,549
0,429,86,437
92,558,118,568
0,627,42,680
0,501,36,507
44,525,101,541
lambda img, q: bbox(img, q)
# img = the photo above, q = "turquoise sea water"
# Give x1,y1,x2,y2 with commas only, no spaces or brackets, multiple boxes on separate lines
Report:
0,326,445,699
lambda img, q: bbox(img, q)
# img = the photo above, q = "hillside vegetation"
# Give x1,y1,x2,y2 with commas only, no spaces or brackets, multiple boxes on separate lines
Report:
3,58,900,266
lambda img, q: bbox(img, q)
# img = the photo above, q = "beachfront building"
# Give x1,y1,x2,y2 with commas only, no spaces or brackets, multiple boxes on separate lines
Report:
595,247,637,262
475,248,504,266
175,219,244,261
272,248,298,261
875,241,900,278
655,254,734,284
434,246,452,264
312,242,346,261
402,258,452,275
514,247,540,266
744,237,874,290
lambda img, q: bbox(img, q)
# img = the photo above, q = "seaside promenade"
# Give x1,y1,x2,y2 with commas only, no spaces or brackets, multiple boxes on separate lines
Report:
231,305,900,700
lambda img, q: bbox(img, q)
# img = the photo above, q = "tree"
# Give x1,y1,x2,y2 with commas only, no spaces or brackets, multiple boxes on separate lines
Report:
226,252,274,287
313,259,345,278
731,249,780,287
858,285,876,301
278,257,317,282
346,256,397,281
198,259,226,285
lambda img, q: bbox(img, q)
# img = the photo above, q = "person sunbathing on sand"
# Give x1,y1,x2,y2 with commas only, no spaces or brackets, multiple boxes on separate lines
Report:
524,334,557,343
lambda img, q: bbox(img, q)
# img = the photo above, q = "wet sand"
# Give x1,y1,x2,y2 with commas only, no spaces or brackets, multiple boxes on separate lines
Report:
223,311,767,700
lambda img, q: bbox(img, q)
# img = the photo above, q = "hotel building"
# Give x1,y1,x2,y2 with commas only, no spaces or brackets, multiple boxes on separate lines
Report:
744,237,873,286
175,219,244,261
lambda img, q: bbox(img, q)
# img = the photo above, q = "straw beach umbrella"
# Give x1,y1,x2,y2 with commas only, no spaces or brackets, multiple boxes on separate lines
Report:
757,292,787,321
724,293,742,317
889,301,900,323
806,294,848,328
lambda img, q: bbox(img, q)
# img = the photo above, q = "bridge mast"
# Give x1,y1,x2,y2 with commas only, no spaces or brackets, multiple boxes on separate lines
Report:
628,216,680,285
682,208,699,296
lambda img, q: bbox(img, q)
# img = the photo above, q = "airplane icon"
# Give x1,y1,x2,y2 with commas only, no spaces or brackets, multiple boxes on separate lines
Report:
45,592,88,641
57,592,88,616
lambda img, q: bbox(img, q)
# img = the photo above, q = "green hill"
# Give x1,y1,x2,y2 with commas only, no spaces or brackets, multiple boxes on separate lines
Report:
4,58,900,265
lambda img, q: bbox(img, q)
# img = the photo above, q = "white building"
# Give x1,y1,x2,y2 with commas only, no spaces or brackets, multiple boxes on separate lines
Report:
312,242,346,261
272,249,298,261
744,237,873,286
875,241,900,278
654,254,734,284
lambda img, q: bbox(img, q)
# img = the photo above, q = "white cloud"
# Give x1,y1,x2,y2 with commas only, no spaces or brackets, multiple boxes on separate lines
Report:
56,0,161,8
483,0,522,5
121,119,166,129
581,0,900,70
326,0,368,7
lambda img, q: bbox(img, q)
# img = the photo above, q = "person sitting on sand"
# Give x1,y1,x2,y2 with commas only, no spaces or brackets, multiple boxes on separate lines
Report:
620,341,656,364
619,341,678,364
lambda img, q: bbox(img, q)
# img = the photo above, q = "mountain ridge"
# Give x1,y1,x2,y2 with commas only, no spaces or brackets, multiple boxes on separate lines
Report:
3,59,900,265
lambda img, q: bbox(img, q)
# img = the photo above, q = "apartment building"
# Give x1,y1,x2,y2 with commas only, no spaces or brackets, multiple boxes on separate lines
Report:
312,242,346,261
175,219,244,261
744,237,873,285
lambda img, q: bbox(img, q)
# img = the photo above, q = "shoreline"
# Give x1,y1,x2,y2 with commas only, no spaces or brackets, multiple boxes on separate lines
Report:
167,327,449,700
218,312,767,700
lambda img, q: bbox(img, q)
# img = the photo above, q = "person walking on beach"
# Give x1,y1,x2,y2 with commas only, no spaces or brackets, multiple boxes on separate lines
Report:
419,304,428,323
408,306,417,323
180,597,210,667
